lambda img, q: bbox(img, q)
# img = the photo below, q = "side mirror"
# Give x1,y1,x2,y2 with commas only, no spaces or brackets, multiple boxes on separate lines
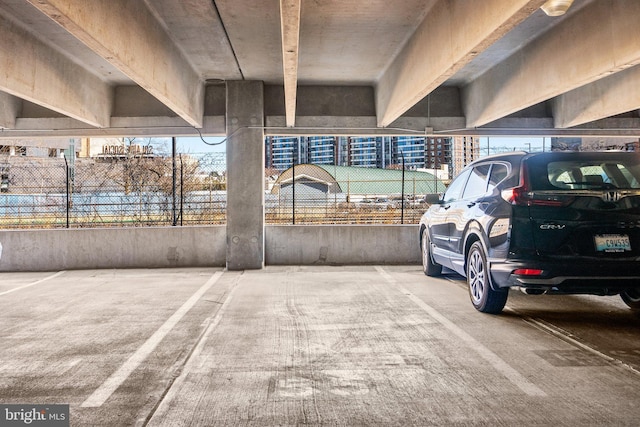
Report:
424,193,442,204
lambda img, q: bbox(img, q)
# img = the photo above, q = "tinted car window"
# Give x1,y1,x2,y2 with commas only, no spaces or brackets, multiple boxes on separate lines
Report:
488,163,508,192
462,164,490,199
527,153,640,191
443,169,471,203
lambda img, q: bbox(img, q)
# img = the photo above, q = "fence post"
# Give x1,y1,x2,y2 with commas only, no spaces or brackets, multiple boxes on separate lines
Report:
292,161,296,225
63,154,70,228
400,151,405,224
172,137,177,226
179,154,184,226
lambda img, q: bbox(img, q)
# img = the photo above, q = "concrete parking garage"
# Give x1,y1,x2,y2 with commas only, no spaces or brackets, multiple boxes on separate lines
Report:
1,266,639,426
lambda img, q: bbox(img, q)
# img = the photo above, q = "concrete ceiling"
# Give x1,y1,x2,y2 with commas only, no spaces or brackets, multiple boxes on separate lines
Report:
0,0,639,139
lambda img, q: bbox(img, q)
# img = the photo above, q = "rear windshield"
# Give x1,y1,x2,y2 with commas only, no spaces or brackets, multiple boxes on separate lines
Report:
525,153,640,191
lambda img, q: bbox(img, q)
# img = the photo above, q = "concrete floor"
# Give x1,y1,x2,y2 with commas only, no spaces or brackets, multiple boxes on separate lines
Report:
1,266,639,426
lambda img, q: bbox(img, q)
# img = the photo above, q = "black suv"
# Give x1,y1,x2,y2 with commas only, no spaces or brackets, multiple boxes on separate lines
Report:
419,151,640,314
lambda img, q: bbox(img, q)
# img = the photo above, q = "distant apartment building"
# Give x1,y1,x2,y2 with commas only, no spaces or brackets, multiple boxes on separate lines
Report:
79,137,154,159
452,136,481,176
425,137,452,176
0,137,161,161
265,135,456,175
553,137,640,152
307,136,337,165
394,136,425,169
344,136,397,168
265,136,300,170
0,138,74,158
346,137,379,168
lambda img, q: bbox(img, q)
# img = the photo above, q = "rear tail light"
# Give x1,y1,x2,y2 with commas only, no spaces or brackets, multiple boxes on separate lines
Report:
501,161,574,207
501,186,531,205
513,269,543,276
501,188,575,207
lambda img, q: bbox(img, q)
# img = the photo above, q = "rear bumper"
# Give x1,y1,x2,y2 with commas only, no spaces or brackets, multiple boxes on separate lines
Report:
490,258,640,294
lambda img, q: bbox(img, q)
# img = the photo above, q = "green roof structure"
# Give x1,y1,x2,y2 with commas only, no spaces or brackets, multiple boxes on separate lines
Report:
271,164,447,196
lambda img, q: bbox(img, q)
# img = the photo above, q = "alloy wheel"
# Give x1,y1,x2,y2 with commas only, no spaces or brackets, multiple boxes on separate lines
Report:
468,249,486,305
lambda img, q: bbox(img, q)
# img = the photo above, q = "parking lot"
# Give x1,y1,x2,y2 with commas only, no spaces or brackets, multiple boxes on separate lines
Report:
1,266,640,426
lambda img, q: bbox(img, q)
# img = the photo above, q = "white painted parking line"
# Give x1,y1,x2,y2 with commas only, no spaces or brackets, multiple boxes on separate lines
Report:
375,266,546,397
0,271,66,297
145,273,242,422
514,310,640,378
81,270,224,408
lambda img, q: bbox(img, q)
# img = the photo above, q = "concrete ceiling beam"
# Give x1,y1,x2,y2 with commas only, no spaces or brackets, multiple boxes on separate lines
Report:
464,0,640,128
553,64,640,128
375,0,545,128
26,0,205,128
0,115,225,139
279,0,302,128
0,92,22,129
0,14,111,128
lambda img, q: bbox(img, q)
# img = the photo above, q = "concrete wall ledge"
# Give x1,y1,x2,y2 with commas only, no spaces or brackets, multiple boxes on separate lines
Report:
265,225,420,265
0,226,227,272
0,225,420,271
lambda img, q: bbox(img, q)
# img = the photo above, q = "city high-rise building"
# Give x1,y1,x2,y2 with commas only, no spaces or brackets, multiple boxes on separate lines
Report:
266,136,300,170
425,137,452,177
347,137,379,168
452,136,480,176
265,135,457,174
307,136,336,165
394,136,425,169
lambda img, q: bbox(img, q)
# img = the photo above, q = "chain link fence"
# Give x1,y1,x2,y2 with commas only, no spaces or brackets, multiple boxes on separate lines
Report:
265,164,446,224
0,155,226,229
1,152,447,229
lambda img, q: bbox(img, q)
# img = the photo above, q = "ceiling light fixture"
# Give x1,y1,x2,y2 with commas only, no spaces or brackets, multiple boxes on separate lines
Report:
541,0,574,16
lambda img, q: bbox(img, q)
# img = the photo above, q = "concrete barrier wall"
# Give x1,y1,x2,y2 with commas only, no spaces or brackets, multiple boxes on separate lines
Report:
266,225,420,265
0,226,228,271
0,225,421,271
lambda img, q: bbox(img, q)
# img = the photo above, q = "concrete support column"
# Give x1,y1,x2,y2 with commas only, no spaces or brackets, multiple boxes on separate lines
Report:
226,81,265,270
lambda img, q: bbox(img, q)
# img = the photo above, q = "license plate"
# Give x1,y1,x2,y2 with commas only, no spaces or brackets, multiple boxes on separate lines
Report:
594,234,631,252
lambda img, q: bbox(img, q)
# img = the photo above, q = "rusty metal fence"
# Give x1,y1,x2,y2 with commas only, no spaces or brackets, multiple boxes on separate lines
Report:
0,156,226,229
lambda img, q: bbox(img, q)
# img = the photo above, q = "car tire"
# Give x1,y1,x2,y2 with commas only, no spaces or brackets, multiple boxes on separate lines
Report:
466,241,508,314
621,289,640,310
422,228,442,276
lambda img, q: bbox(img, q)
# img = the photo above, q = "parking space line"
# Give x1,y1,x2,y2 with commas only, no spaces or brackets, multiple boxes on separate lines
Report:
81,270,224,408
375,266,546,397
144,272,242,424
0,271,66,297
514,311,640,378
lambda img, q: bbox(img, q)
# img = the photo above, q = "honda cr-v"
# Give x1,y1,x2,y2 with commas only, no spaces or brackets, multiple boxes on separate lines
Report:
419,151,640,314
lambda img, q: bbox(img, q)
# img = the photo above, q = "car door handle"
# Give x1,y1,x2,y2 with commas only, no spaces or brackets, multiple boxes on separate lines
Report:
467,202,476,207
443,204,451,210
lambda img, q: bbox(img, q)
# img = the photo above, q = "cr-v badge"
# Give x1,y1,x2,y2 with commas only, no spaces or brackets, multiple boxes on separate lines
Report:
539,223,566,230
